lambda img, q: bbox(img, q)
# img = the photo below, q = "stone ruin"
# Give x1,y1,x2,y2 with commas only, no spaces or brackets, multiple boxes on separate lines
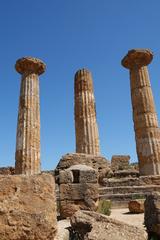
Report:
59,164,99,218
111,155,130,171
55,153,111,183
0,49,160,239
145,192,160,238
97,50,160,218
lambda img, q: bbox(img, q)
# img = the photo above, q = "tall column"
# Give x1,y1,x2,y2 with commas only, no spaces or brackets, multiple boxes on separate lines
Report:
74,68,100,155
122,49,160,175
15,57,46,175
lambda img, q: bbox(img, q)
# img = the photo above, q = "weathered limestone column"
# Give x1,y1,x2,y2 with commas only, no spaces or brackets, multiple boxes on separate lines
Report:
74,69,100,155
15,57,46,175
122,49,160,175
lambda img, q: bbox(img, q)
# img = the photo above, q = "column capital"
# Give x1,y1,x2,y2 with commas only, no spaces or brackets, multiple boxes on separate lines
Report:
15,57,46,75
121,49,153,69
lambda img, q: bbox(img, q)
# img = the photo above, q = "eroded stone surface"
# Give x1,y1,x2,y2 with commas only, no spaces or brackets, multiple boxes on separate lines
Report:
111,155,130,171
0,167,15,175
15,57,46,175
128,200,144,213
59,165,99,218
15,57,46,75
0,173,57,240
55,153,110,183
60,183,99,200
74,69,100,155
70,210,147,240
145,192,160,237
122,49,160,175
121,49,153,69
55,219,70,240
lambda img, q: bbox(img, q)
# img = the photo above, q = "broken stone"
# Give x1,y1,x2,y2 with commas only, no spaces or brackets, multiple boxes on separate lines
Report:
128,199,144,213
70,210,147,240
145,192,160,237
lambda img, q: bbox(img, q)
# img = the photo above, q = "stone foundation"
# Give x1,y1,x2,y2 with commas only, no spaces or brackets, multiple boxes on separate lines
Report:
100,175,160,208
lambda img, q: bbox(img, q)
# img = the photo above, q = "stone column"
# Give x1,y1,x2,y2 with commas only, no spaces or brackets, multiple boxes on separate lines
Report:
74,69,100,155
122,49,160,175
15,57,46,175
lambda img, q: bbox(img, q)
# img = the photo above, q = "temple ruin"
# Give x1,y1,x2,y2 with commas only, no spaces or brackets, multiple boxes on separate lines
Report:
0,51,159,238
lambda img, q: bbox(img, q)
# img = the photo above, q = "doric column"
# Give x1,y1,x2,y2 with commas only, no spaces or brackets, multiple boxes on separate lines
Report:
74,69,100,155
15,57,46,175
122,49,160,175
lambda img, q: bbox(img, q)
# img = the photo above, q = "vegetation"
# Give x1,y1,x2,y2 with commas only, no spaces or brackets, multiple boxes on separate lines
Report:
131,194,145,200
97,200,112,216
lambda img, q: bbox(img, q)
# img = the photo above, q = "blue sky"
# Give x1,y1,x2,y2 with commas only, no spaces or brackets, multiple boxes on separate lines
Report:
0,0,160,170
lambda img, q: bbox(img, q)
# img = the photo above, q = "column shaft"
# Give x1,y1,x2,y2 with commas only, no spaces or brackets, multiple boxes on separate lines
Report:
130,66,160,175
122,49,160,176
15,73,40,175
74,69,100,155
15,57,45,175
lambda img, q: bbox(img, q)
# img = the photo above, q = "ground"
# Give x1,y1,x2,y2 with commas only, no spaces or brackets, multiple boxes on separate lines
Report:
111,208,144,228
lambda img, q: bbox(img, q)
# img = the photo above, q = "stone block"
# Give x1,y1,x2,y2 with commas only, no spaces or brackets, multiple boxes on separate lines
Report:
60,183,99,200
0,173,57,240
56,153,110,172
67,164,98,183
59,170,73,184
113,169,139,178
111,155,130,171
70,210,147,240
60,199,98,219
60,200,83,218
80,169,98,183
128,199,144,213
145,192,160,236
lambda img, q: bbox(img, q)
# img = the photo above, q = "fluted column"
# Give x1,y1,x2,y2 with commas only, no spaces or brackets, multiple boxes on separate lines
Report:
74,69,100,155
15,57,46,175
122,49,160,175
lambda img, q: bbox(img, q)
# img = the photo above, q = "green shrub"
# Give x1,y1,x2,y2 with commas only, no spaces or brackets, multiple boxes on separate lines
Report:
131,194,145,200
97,200,112,216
